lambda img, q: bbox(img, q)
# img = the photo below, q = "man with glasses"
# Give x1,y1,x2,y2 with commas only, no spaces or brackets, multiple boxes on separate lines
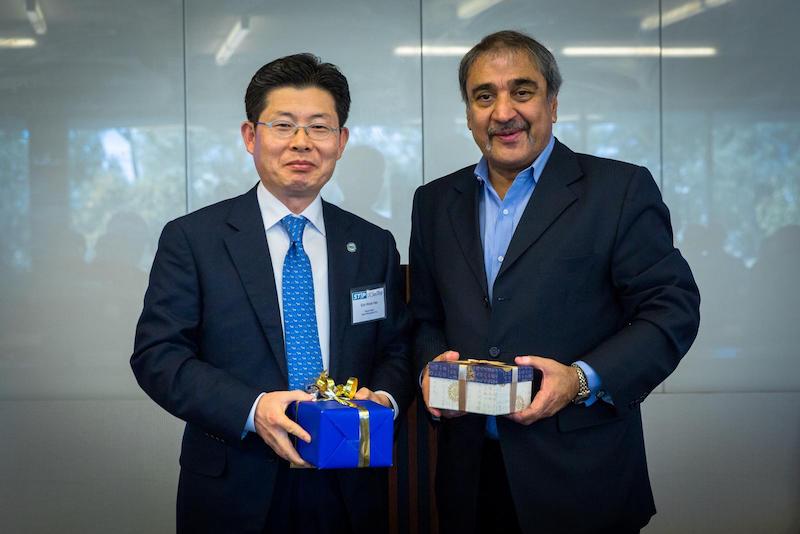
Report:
132,54,412,534
411,31,700,533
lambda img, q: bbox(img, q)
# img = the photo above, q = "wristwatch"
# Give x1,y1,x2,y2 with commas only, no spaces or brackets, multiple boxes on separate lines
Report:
571,363,591,404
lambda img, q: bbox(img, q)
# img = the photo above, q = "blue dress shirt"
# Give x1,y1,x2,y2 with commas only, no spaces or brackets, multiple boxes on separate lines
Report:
475,136,610,409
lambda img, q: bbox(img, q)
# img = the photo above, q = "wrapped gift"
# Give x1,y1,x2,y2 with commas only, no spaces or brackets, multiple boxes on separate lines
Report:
290,372,393,469
428,359,534,416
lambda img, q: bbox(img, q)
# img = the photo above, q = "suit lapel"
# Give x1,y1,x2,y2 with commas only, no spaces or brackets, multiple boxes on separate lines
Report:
498,140,582,278
323,201,357,379
447,170,489,295
223,186,288,381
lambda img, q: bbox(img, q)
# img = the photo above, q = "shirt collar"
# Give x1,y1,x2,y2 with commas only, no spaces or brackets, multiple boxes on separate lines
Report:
474,134,556,186
256,182,326,237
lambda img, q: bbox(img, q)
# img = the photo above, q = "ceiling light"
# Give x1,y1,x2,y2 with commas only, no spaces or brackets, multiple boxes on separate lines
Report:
641,0,732,31
215,16,250,66
25,0,47,35
562,46,716,57
457,0,505,19
0,37,37,48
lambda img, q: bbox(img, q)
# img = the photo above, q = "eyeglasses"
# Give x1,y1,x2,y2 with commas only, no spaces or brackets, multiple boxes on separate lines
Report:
253,120,341,141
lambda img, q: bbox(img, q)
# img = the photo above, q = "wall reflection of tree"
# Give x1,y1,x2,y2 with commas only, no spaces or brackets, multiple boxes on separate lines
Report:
681,223,747,354
743,224,800,355
333,145,392,229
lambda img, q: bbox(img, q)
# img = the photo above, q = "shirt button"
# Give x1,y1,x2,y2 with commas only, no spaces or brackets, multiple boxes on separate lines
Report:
489,346,501,357
502,209,509,215
498,255,504,262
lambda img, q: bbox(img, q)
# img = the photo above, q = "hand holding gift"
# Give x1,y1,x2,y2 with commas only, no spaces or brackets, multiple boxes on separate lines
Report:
254,389,316,466
421,350,465,419
506,355,580,425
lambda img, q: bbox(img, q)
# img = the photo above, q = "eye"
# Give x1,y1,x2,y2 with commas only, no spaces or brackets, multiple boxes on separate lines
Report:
514,89,533,99
308,124,333,133
271,121,296,132
474,93,494,105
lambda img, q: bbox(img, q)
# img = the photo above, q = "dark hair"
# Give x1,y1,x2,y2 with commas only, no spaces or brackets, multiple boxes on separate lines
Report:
244,53,351,126
458,30,562,102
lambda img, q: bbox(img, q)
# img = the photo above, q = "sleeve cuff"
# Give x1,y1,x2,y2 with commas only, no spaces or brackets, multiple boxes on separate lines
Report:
574,360,614,406
374,390,400,420
242,392,266,438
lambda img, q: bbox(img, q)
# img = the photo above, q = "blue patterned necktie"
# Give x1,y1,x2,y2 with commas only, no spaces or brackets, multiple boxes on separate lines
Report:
280,215,324,391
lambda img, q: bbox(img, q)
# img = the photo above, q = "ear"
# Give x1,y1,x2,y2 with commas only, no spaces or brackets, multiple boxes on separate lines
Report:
550,96,558,124
241,121,256,154
336,127,350,160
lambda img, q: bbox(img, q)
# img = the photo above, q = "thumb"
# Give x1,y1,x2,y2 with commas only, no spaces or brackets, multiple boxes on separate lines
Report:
353,387,371,400
515,355,545,369
285,390,316,403
438,350,460,361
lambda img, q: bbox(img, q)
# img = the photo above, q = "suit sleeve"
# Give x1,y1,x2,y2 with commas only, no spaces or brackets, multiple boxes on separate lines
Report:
409,187,449,376
366,230,414,414
582,166,700,414
130,220,261,443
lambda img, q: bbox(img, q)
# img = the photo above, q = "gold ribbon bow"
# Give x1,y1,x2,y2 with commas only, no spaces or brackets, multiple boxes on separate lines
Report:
314,371,359,407
312,371,371,467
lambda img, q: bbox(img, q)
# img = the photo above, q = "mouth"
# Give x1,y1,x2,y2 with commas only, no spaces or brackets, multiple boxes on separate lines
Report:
492,129,524,143
285,160,316,171
488,122,529,144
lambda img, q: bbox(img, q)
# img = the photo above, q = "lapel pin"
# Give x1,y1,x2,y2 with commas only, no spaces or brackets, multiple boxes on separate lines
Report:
346,242,357,253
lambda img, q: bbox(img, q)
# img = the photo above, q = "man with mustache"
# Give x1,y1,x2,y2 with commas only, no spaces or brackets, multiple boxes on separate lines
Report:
410,31,700,533
132,54,412,533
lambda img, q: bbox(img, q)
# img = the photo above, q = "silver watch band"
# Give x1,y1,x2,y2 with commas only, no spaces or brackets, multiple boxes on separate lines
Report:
571,363,590,404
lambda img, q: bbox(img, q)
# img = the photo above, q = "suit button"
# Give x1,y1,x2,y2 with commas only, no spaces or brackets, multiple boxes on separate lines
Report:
489,346,500,357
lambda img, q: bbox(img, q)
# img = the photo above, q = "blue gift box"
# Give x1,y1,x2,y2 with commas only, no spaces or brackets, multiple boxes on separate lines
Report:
291,399,393,469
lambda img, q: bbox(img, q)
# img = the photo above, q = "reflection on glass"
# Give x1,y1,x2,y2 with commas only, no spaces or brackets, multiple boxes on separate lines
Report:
0,126,185,399
185,1,422,259
662,0,800,391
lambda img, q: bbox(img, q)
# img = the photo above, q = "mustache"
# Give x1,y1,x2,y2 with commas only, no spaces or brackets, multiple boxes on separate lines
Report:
488,119,530,137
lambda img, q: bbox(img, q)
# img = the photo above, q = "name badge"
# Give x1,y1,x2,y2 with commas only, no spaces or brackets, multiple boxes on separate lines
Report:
351,284,387,324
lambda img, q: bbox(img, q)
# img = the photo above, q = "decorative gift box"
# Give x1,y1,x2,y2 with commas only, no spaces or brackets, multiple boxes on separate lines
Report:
428,359,534,416
290,372,393,469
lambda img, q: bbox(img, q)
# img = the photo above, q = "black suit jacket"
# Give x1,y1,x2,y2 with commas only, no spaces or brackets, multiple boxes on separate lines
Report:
410,139,700,534
131,185,412,533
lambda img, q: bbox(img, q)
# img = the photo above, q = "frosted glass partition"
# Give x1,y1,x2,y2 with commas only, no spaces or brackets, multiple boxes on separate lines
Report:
185,0,422,259
0,0,186,400
421,0,661,181
0,0,798,532
661,0,800,392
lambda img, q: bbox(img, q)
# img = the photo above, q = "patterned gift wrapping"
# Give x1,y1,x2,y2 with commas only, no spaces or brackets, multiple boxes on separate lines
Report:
428,359,534,416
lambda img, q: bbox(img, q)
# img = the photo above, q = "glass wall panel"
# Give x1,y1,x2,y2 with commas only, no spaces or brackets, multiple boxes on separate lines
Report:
421,0,660,182
643,392,800,533
0,0,185,400
185,0,422,260
662,0,800,391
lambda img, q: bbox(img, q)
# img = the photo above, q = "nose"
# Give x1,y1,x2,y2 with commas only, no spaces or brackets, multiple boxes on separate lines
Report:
290,126,311,150
492,93,517,123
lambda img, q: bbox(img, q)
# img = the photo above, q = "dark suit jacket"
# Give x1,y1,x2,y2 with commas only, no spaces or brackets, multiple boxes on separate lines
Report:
131,185,412,534
409,139,700,534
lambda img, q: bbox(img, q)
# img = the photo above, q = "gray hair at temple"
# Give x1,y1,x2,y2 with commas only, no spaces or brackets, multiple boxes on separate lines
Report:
458,30,563,103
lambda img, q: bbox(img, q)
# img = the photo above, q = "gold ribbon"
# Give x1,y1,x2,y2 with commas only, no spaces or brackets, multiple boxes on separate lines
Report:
312,371,371,467
449,359,519,413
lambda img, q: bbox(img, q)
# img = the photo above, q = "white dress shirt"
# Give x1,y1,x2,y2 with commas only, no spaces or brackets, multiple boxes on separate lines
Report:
258,182,331,370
